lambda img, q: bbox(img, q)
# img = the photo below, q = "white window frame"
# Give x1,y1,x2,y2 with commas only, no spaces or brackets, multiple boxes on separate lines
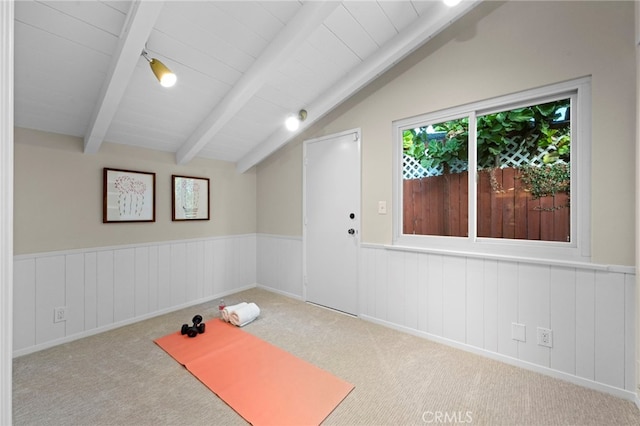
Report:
392,77,591,262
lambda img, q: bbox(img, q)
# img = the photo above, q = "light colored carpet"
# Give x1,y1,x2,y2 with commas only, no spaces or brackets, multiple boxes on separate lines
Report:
13,287,640,425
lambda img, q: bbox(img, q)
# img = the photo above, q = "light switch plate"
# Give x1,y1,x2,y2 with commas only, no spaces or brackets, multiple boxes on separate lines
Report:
511,322,526,342
378,201,387,214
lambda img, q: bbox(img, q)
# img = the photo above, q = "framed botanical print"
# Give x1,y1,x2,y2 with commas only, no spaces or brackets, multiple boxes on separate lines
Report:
103,168,156,223
172,175,210,221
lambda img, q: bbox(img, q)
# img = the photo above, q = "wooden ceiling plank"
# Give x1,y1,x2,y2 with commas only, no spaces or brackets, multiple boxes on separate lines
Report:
148,28,244,86
236,0,481,173
306,25,361,71
153,7,255,75
343,1,398,47
15,1,118,55
41,0,127,37
259,1,301,25
213,1,285,42
323,5,378,60
169,2,268,60
379,1,419,32
175,0,341,165
83,0,164,154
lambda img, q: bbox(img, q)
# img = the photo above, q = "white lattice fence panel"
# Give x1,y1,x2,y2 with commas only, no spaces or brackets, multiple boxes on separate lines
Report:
403,139,565,180
403,155,433,179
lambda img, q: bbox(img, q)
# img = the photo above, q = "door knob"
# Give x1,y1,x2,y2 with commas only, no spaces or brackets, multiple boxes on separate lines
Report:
349,213,355,219
348,228,355,235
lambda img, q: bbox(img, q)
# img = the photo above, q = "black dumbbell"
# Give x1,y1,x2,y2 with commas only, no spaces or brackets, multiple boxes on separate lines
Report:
181,314,206,338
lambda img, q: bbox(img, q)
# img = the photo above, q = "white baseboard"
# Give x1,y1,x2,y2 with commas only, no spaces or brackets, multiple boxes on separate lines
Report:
12,285,256,358
360,314,638,404
256,284,303,301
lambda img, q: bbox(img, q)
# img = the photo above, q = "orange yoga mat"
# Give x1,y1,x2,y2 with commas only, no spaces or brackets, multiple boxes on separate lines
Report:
154,319,354,426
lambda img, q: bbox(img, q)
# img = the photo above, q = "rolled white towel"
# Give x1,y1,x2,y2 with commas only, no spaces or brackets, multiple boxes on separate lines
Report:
221,302,248,322
230,302,260,327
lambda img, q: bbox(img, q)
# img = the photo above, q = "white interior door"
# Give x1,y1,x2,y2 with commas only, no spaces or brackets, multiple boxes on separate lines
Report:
304,130,360,315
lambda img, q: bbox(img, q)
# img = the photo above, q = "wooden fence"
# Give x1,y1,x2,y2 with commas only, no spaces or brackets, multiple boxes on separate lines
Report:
403,167,570,242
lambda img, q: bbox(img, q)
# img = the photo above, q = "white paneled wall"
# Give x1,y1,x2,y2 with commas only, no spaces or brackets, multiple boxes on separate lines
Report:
14,232,637,400
256,234,303,299
360,244,636,399
255,234,635,399
13,234,256,356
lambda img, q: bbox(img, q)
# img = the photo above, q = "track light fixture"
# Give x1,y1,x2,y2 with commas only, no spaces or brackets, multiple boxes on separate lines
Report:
141,49,176,88
285,109,307,131
442,0,462,7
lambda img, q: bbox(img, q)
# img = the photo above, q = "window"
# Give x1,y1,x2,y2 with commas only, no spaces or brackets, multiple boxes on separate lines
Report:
393,78,591,261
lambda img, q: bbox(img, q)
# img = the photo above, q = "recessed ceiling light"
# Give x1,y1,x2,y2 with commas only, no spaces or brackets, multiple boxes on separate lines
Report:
285,109,307,131
443,0,462,7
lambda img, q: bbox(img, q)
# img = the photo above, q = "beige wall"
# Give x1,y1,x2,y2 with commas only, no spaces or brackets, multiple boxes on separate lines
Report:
14,128,256,255
257,1,636,266
256,139,303,236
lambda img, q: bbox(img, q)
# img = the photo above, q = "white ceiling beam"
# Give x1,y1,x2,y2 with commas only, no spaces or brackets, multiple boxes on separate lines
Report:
175,0,341,165
83,1,164,154
236,0,481,173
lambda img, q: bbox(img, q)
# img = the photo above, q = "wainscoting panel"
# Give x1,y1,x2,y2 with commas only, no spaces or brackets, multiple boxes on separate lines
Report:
517,263,550,367
465,258,485,349
20,233,633,398
575,268,596,381
96,250,114,328
255,235,635,397
13,259,35,351
13,234,257,356
84,252,98,331
65,253,85,337
482,259,499,353
359,245,636,398
549,266,576,376
427,254,444,336
594,270,625,389
443,256,466,343
256,234,303,299
35,255,65,345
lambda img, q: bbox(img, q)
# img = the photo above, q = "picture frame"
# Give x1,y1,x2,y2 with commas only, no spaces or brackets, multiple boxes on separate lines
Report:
172,175,210,221
103,168,156,223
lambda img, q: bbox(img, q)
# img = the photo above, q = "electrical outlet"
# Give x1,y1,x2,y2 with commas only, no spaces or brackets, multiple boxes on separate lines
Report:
54,306,67,323
537,327,553,348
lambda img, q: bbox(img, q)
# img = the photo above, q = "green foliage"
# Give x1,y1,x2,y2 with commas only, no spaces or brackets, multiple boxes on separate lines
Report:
538,120,570,164
403,129,426,159
402,118,468,173
403,99,570,173
421,138,464,170
477,108,533,161
423,120,468,171
519,163,570,199
476,100,570,166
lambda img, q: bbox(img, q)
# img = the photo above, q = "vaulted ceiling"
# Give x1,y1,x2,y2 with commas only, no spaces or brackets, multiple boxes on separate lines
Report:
14,0,479,172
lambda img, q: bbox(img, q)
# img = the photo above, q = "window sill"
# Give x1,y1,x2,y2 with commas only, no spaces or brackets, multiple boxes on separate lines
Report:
361,241,633,274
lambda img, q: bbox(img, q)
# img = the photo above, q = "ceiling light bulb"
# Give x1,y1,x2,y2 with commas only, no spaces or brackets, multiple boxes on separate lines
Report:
285,109,308,131
160,71,177,88
149,58,176,88
443,0,462,6
285,115,300,131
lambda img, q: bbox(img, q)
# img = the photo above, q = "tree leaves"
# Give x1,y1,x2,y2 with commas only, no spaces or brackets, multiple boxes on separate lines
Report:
403,98,570,173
